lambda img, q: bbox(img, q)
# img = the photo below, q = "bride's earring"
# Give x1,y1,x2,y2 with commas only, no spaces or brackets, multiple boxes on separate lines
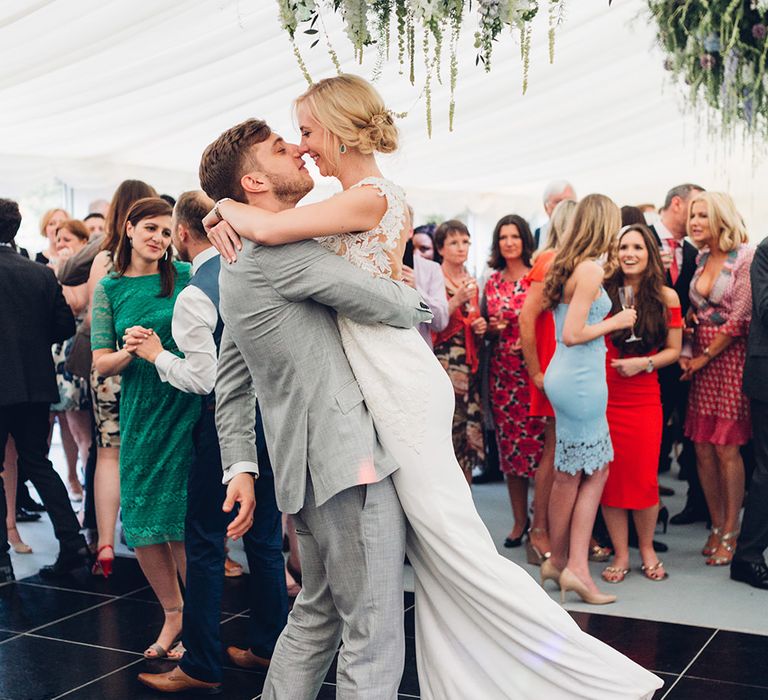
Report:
339,143,347,154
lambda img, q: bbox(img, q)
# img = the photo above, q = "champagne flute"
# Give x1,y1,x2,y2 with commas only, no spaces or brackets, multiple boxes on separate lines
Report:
618,285,641,343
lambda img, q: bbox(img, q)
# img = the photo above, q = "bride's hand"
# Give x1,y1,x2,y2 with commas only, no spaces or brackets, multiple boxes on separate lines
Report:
207,221,242,264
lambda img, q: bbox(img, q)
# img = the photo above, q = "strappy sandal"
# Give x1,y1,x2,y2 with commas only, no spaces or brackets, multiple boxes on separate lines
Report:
706,531,738,567
601,565,630,584
143,606,184,659
588,541,612,563
702,527,722,556
640,560,668,581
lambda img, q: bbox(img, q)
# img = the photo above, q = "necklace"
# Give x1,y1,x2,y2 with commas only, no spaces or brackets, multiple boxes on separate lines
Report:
442,265,469,289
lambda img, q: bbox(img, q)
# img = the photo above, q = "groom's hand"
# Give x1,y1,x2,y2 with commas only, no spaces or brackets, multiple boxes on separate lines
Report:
224,472,256,540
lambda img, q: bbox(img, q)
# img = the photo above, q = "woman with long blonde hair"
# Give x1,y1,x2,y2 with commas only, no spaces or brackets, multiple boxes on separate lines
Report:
541,195,637,605
682,192,753,566
204,75,661,699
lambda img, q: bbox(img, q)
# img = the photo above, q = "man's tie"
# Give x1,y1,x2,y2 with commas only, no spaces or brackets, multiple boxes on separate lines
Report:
667,238,680,285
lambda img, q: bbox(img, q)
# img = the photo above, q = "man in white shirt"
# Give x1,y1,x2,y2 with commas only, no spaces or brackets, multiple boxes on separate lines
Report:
648,183,707,524
128,191,287,695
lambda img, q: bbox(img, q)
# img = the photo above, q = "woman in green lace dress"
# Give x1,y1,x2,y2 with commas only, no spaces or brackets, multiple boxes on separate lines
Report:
91,197,201,659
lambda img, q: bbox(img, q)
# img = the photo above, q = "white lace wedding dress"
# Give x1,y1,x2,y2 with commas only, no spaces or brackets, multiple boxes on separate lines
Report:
319,177,662,700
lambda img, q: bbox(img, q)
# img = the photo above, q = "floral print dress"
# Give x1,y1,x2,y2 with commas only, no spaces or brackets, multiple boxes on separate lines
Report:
484,271,545,477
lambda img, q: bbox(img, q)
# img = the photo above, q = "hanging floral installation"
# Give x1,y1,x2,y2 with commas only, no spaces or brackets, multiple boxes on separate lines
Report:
649,0,768,141
276,1,567,135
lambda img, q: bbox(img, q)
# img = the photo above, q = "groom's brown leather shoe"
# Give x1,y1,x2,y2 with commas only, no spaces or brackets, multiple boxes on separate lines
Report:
137,666,222,695
226,646,271,669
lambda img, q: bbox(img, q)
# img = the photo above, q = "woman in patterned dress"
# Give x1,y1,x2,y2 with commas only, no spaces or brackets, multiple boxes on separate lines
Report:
432,220,487,484
92,197,200,659
50,220,93,501
484,215,545,548
681,192,754,566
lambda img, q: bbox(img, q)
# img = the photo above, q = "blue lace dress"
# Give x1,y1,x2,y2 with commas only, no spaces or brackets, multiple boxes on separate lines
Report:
544,288,614,474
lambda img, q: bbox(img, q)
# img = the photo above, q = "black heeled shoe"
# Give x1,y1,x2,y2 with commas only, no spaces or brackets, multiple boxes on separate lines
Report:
504,517,531,549
657,506,669,534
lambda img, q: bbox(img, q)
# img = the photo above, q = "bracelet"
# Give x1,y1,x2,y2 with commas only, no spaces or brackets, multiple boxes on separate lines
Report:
703,346,712,359
213,197,232,223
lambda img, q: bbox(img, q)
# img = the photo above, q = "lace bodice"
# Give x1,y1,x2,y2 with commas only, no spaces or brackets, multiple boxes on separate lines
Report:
317,177,407,279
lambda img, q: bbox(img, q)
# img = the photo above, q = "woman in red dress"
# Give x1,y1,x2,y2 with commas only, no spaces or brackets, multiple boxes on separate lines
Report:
484,215,545,549
519,199,577,563
682,192,754,566
601,225,682,583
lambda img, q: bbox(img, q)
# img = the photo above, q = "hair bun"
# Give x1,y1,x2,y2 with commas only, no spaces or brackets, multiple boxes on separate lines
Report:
358,111,398,155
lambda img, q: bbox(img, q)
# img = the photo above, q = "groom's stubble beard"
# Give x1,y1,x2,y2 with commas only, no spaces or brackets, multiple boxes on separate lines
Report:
269,172,314,207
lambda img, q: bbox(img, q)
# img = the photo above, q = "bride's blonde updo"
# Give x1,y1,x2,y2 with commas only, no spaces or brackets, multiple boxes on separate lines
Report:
295,74,399,156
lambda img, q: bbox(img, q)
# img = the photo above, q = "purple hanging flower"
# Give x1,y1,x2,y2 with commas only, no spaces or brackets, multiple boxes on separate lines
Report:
700,54,716,70
664,57,675,71
753,24,767,40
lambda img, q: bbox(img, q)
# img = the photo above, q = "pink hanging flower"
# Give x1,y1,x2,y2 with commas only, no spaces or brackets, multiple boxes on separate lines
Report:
753,24,767,40
700,54,716,70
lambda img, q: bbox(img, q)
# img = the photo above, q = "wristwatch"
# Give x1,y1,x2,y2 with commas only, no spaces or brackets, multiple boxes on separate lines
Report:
213,197,232,223
645,357,654,374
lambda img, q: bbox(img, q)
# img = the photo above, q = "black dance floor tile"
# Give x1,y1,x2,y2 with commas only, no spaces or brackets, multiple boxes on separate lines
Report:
63,661,266,699
33,596,172,653
569,611,714,674
21,555,149,597
126,573,250,615
0,634,136,700
686,630,768,688
0,582,110,633
404,603,415,639
0,629,19,643
665,676,768,699
653,672,679,699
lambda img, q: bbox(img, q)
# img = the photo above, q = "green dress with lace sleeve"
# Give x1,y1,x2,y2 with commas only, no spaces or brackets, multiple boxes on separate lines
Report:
91,262,201,546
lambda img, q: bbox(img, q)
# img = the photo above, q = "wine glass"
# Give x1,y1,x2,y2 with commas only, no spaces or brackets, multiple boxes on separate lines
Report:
618,285,641,343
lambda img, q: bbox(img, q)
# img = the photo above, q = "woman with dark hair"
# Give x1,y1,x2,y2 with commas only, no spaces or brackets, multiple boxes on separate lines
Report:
433,219,487,483
86,179,157,578
600,225,682,583
483,215,545,548
91,197,200,659
413,223,437,261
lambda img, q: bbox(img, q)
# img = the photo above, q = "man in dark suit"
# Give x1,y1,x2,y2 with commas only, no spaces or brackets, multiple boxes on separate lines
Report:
731,237,768,589
0,198,90,583
649,183,707,524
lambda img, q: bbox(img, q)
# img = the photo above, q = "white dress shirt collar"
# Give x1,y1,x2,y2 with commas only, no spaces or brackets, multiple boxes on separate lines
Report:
655,218,675,241
191,246,220,275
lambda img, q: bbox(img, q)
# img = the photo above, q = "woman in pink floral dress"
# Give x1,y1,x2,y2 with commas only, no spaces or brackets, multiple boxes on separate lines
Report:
682,192,754,567
484,215,546,548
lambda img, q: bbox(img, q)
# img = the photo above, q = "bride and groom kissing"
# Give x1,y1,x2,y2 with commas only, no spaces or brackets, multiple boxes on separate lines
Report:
199,76,661,700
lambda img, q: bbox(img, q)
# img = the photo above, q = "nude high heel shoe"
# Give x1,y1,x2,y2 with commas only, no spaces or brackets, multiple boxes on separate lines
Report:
559,568,617,605
540,559,562,589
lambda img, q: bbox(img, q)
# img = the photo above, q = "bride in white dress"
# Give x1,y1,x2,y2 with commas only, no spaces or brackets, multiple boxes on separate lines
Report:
206,74,662,699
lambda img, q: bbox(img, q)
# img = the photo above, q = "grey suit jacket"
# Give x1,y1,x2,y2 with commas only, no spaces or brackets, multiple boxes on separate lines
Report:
744,237,768,402
215,238,432,515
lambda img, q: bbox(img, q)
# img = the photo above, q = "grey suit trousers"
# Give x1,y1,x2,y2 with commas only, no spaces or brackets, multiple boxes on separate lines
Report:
263,476,406,700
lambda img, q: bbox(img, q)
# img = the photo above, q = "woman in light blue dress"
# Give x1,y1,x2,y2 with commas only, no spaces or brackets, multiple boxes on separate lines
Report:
542,195,637,604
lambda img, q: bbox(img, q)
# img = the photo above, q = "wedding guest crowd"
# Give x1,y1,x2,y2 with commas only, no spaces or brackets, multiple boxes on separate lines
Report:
2,168,764,692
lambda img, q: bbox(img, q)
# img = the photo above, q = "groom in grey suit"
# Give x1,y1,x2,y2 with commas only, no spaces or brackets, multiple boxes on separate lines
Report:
200,119,430,699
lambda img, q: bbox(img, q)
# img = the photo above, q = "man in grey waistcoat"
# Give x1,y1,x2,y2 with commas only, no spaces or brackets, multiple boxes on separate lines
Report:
199,119,432,699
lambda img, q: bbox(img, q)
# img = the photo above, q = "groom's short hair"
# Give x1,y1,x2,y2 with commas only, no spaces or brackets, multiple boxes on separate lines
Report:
199,118,272,203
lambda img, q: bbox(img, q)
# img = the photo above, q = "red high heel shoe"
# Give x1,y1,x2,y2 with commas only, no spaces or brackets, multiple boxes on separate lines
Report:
92,545,115,578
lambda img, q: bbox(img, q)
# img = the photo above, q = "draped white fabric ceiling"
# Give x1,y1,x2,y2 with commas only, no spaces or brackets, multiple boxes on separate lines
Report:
1,0,766,245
